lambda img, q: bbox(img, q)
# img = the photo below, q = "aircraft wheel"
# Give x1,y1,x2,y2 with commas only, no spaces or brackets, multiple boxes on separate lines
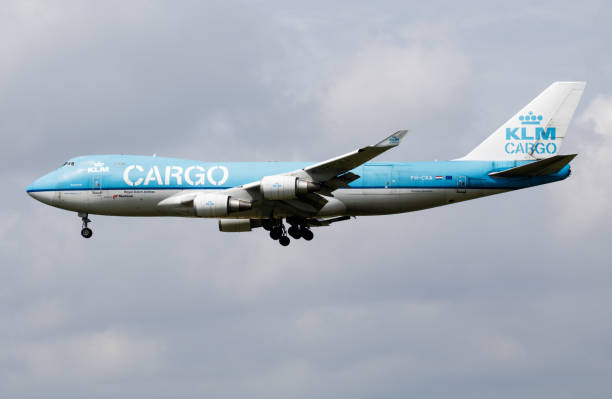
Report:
269,227,283,240
301,228,313,241
288,225,301,239
279,236,290,246
81,227,93,239
262,219,274,231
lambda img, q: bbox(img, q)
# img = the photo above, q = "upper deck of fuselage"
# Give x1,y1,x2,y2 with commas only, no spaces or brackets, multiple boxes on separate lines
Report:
26,154,570,192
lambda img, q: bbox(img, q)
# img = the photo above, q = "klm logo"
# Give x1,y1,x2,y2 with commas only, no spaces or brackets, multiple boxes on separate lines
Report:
88,161,110,173
505,111,557,155
519,111,542,125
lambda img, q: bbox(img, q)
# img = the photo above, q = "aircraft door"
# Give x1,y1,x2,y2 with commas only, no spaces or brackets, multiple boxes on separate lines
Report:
91,174,103,195
390,165,401,188
363,165,391,188
457,176,467,193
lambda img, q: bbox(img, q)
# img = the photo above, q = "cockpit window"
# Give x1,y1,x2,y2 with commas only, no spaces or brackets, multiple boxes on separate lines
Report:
62,161,75,166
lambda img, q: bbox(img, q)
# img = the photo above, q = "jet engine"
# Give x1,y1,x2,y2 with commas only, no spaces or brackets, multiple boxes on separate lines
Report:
260,175,320,200
193,194,251,217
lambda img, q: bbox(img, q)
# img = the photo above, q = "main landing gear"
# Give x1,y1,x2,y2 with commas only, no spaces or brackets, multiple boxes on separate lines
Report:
79,212,93,239
261,217,314,246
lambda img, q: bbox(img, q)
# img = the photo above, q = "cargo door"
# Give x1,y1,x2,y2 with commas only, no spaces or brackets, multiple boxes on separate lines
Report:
363,165,391,188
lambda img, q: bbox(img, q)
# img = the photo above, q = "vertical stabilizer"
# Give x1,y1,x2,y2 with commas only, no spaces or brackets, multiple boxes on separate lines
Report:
461,82,586,160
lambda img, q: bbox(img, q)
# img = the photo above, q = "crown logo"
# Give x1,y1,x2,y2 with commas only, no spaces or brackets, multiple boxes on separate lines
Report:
519,111,542,125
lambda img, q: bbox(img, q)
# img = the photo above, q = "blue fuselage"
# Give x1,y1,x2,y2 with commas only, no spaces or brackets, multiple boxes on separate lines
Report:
27,155,570,218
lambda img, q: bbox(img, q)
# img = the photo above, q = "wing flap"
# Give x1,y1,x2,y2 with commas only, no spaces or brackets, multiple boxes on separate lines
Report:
318,172,360,196
292,192,329,209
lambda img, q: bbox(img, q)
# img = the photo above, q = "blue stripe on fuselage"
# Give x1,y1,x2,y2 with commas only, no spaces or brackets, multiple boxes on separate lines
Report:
26,154,571,193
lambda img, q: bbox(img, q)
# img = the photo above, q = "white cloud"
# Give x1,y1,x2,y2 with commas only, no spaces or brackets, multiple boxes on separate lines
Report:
556,94,612,232
320,42,470,147
17,329,164,380
579,95,612,137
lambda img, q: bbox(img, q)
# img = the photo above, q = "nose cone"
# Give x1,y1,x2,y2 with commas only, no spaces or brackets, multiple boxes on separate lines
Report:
27,189,56,205
27,173,58,206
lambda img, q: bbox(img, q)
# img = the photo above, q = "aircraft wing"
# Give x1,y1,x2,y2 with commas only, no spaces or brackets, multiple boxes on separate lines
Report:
160,130,407,217
218,130,408,216
227,130,407,198
294,130,408,181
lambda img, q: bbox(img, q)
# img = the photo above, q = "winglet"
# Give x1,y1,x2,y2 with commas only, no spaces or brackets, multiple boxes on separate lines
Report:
375,130,408,148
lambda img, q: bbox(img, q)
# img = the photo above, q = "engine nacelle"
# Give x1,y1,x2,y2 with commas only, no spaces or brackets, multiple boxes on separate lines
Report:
260,175,320,200
193,194,252,217
218,219,254,232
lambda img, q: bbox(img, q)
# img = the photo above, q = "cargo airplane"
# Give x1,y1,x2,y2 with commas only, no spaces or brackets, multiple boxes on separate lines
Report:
27,82,585,246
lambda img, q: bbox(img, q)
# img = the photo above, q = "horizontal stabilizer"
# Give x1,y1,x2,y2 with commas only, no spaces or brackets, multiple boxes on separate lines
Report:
489,154,577,177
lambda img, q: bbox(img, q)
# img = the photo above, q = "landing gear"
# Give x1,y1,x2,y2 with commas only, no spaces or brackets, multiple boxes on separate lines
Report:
265,217,315,245
264,219,293,246
79,212,93,239
271,222,290,247
287,217,314,241
262,219,275,231
269,226,283,240
267,219,285,242
287,225,301,239
301,228,313,241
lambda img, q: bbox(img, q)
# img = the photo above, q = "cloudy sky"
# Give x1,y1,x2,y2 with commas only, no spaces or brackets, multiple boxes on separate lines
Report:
2,1,612,397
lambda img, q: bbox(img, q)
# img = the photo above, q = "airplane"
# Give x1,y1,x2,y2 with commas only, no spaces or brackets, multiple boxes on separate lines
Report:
27,81,585,246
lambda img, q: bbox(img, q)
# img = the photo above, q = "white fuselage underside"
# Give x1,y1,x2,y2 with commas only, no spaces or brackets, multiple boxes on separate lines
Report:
32,188,508,218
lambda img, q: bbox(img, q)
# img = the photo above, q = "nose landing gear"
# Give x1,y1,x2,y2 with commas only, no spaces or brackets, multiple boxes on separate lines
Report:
79,212,93,239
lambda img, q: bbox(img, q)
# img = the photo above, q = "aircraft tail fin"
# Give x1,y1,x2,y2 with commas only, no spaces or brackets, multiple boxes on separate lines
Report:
489,154,576,177
461,82,586,161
